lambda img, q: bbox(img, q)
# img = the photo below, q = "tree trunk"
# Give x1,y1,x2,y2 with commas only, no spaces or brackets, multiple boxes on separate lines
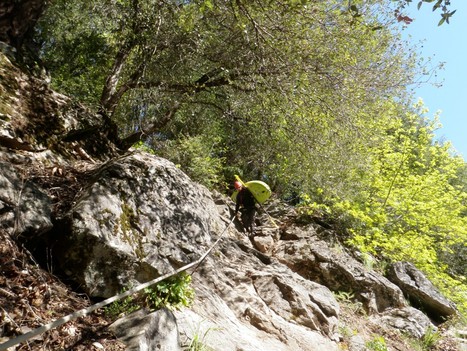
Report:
99,47,132,115
118,102,180,150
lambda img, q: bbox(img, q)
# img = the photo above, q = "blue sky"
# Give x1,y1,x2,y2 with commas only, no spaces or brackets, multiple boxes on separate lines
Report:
403,2,467,159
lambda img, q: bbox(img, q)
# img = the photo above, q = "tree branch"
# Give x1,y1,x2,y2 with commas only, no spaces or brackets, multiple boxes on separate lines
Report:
118,101,181,150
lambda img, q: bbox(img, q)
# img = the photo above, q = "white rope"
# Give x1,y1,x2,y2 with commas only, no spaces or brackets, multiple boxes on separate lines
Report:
0,215,236,351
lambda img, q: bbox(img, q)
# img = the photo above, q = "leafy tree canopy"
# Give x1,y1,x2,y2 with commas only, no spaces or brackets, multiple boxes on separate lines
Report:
36,0,419,192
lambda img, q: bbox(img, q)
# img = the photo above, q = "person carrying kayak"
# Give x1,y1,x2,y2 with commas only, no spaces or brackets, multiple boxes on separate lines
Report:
234,180,257,235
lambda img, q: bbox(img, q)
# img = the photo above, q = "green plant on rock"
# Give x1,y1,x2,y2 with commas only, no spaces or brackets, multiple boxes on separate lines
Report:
186,325,217,351
366,335,389,351
104,272,194,319
144,272,195,311
421,327,441,350
132,140,156,155
405,326,443,351
104,294,140,319
334,291,355,303
334,290,364,314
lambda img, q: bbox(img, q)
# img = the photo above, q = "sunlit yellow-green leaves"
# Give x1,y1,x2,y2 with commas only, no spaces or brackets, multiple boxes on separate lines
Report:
338,100,467,314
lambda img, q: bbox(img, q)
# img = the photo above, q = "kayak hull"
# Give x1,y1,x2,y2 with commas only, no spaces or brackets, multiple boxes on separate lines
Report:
231,176,271,204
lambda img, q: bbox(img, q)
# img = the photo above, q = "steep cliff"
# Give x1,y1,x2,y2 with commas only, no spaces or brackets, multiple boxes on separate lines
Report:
0,49,463,351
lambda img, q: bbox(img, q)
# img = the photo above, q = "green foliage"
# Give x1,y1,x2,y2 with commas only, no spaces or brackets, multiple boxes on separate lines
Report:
132,141,156,155
35,0,423,191
334,290,355,303
104,294,140,319
186,325,216,351
421,327,441,350
157,135,225,188
397,0,456,25
404,326,443,351
35,1,114,106
299,100,467,316
144,273,195,311
334,290,364,314
366,335,389,351
104,273,194,319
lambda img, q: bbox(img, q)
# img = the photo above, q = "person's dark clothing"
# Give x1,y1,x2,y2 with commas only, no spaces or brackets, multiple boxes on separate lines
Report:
235,187,256,234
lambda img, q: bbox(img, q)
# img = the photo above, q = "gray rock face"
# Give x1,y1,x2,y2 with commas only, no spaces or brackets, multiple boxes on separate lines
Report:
54,151,222,297
0,161,52,237
386,261,457,321
174,237,340,351
109,308,181,351
274,225,406,314
56,151,341,350
370,307,435,339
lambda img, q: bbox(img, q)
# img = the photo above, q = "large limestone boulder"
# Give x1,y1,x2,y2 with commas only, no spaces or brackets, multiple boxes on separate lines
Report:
80,172,341,350
386,261,457,321
53,151,223,297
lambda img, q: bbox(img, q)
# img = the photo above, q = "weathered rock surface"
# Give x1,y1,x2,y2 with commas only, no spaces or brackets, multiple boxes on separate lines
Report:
274,225,407,314
370,306,435,339
176,234,341,351
387,261,457,321
0,51,117,165
53,151,223,298
109,308,181,351
0,161,52,237
50,151,341,350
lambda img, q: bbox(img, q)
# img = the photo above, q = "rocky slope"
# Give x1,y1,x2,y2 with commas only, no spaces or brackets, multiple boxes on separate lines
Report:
0,48,464,351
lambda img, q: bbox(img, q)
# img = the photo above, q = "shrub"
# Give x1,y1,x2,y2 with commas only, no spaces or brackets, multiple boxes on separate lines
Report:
366,335,389,351
104,294,140,319
144,272,195,311
104,273,195,319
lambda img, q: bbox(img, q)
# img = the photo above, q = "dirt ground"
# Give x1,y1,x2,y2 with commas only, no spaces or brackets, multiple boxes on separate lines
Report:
0,230,125,350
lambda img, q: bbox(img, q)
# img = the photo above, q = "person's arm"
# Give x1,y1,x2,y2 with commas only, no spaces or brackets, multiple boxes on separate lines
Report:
235,190,242,214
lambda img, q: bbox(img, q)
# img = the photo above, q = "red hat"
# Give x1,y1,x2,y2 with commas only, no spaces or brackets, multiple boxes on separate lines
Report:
234,181,243,190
